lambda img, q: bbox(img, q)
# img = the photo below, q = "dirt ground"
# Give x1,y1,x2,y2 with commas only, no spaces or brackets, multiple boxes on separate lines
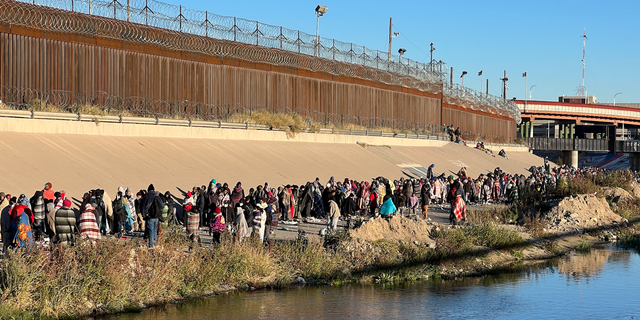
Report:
349,215,435,245
544,194,627,234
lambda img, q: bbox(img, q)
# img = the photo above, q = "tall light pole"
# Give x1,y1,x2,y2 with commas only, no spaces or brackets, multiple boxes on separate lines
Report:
523,71,527,112
614,92,623,106
315,5,328,57
460,71,467,87
429,42,435,72
529,85,537,100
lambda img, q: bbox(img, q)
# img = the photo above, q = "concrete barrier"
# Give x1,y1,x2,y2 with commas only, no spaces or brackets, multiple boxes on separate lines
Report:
0,116,449,147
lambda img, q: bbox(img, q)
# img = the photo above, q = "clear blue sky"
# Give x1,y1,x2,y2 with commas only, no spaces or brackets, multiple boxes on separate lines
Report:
168,0,639,103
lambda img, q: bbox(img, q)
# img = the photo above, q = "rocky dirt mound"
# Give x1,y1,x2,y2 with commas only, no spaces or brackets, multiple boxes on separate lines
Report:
350,215,434,245
545,194,627,234
628,182,640,199
601,187,634,205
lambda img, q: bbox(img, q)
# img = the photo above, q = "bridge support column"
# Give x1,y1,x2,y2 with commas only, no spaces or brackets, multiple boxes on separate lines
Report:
529,122,534,137
629,153,640,172
562,150,578,168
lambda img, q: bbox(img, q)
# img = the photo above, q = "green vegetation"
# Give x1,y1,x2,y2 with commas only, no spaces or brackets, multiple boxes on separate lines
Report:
617,228,640,250
574,241,593,253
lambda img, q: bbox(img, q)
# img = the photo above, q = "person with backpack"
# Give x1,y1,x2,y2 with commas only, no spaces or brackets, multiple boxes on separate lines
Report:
92,190,108,236
112,191,127,239
141,184,163,248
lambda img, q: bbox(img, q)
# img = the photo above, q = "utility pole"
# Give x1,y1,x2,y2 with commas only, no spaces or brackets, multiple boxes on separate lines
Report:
450,67,453,86
388,18,393,62
486,79,489,96
501,70,509,101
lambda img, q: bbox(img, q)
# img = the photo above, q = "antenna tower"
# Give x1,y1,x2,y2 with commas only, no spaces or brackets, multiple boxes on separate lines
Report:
581,29,588,97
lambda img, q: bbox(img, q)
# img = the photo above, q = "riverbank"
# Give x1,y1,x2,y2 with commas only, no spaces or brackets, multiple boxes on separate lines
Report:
0,221,629,319
3,173,640,319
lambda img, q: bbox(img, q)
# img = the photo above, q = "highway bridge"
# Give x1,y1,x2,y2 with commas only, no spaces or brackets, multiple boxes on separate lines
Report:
0,0,519,142
516,99,640,169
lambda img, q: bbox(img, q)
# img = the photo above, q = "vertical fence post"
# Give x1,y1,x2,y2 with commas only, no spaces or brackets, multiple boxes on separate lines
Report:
279,26,283,49
256,21,259,46
233,17,237,42
332,39,335,61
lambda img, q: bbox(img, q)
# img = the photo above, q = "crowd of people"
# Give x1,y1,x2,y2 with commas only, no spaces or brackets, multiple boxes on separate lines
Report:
0,157,605,254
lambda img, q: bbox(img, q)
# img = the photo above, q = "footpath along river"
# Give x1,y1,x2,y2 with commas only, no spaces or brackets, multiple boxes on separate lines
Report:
105,247,640,320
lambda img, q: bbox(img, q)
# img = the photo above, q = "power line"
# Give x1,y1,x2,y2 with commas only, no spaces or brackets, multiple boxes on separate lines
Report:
391,24,429,61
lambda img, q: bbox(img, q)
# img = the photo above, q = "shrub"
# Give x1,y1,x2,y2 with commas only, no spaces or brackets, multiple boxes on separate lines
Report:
574,241,592,253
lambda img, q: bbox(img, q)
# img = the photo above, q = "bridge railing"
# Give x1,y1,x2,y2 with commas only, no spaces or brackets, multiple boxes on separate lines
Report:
2,0,520,123
523,137,610,152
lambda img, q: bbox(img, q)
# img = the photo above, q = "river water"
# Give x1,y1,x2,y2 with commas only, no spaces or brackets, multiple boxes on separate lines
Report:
107,247,640,320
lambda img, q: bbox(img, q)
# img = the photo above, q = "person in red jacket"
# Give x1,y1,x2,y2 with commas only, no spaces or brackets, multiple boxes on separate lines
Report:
11,194,33,225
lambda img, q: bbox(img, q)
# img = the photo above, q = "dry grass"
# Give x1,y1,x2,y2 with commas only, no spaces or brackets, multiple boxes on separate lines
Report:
0,228,349,318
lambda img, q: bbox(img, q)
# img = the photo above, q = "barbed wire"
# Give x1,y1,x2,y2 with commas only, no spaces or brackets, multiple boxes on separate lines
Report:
1,0,520,123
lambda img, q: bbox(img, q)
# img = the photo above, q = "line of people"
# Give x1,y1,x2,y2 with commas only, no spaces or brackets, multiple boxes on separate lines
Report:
0,161,603,253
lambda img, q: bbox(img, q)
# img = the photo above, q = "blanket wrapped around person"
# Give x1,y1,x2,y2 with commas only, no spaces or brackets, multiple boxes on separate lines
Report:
450,195,467,225
10,211,33,249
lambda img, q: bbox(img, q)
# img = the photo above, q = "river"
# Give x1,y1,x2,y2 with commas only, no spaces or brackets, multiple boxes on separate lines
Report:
106,247,640,320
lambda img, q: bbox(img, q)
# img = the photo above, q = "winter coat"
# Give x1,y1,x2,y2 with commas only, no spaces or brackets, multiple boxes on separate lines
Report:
54,207,76,245
328,200,341,221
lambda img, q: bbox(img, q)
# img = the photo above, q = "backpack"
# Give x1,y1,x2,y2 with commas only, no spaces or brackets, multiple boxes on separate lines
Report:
149,196,164,221
113,198,124,213
161,203,168,223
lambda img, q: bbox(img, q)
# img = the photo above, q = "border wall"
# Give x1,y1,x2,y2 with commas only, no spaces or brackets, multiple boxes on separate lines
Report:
0,0,518,140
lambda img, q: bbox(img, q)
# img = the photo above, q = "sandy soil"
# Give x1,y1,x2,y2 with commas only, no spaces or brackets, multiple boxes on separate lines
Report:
0,132,544,201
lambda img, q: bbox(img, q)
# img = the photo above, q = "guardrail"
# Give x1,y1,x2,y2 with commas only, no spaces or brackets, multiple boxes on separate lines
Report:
0,109,455,141
523,137,611,152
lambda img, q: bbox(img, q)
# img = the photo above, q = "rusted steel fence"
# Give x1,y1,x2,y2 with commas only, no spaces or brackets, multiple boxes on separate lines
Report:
0,0,520,124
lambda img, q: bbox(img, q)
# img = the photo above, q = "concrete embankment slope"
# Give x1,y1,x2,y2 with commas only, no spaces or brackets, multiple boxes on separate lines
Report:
0,117,539,197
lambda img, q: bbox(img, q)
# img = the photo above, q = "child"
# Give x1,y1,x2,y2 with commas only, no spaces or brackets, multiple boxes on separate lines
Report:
209,207,225,244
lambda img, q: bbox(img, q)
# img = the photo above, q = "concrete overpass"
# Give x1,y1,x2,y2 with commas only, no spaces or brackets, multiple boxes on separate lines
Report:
0,0,520,141
515,99,640,169
516,100,640,139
